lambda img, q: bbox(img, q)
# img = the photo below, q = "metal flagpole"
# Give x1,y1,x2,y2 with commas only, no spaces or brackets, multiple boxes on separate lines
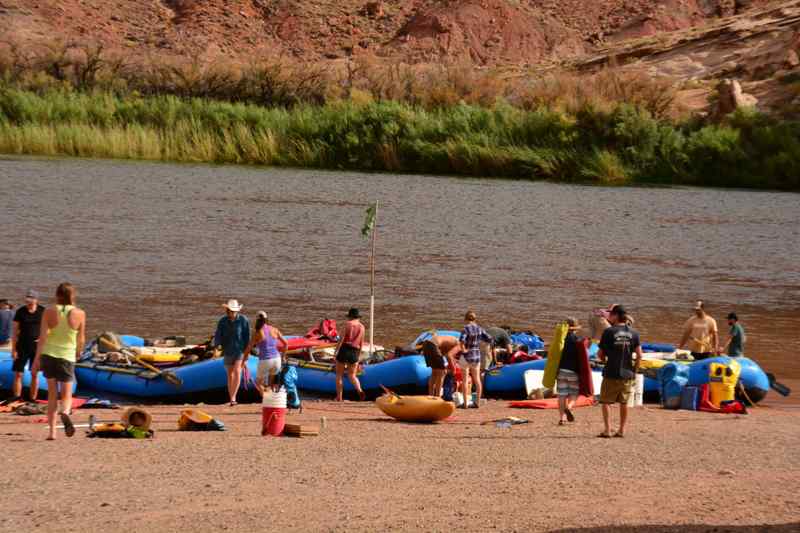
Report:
369,200,378,355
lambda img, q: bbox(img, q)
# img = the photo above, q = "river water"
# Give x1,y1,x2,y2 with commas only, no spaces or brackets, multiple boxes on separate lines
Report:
2,156,799,387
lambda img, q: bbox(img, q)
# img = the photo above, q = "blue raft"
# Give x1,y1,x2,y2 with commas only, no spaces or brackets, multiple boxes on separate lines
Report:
75,335,240,398
290,355,430,396
0,348,77,395
484,351,769,402
411,330,545,352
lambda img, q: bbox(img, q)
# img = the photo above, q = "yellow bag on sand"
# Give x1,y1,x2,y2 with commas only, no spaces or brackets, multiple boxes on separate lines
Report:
542,322,569,390
708,359,741,407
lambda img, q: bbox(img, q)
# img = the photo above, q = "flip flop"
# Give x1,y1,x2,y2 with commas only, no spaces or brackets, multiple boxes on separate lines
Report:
60,412,75,438
565,408,575,422
597,432,611,438
613,432,625,438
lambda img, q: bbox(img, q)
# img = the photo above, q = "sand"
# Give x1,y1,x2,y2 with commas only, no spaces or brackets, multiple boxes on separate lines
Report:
1,398,798,533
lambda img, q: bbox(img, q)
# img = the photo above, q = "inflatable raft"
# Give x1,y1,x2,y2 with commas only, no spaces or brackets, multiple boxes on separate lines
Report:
411,330,545,352
376,393,455,422
290,355,430,396
0,349,77,395
74,335,332,399
484,350,768,403
484,344,599,394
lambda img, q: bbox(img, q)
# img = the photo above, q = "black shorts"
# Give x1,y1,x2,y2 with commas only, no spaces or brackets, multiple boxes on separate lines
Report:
691,352,713,361
12,347,36,373
421,341,446,370
336,345,360,365
40,354,75,382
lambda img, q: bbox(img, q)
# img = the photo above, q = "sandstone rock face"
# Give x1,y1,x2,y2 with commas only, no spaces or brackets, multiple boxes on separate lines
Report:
0,0,778,65
715,78,759,116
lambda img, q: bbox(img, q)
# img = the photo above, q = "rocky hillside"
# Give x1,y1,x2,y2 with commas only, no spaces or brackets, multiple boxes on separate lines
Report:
1,1,797,113
0,0,777,64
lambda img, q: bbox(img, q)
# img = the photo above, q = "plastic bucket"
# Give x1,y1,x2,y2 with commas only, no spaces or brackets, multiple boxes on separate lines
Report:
261,407,286,436
262,388,287,436
627,373,645,407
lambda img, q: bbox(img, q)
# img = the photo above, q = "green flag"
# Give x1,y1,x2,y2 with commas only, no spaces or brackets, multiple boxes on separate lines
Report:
361,202,377,238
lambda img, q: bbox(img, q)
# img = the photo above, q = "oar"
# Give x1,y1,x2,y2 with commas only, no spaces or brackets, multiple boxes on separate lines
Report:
129,354,183,387
766,373,791,397
380,384,401,399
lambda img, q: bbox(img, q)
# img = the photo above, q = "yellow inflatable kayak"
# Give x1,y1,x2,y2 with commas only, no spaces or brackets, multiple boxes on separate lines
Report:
375,394,455,423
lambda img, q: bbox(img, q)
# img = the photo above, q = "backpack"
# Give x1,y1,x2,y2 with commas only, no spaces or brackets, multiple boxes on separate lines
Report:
278,365,301,409
442,373,455,401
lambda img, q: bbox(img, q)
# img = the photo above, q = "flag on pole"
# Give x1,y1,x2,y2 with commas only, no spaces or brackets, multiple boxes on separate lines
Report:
361,202,377,239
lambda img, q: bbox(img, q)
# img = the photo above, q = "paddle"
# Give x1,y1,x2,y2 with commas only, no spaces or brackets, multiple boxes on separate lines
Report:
128,353,183,387
766,373,791,397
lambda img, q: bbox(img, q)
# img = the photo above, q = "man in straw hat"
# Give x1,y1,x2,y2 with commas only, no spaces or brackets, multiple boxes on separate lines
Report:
214,299,250,406
597,305,642,438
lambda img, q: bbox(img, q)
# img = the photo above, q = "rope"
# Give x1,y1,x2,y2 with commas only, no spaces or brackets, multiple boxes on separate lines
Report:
738,381,758,408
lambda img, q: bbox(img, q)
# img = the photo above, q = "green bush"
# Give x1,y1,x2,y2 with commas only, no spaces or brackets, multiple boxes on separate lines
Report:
0,87,797,190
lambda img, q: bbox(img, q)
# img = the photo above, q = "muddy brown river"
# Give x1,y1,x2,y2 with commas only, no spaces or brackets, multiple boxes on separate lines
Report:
2,156,799,390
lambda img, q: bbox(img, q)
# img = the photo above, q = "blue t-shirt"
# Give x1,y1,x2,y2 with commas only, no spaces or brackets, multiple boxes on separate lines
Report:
599,325,640,380
0,308,13,344
728,323,745,356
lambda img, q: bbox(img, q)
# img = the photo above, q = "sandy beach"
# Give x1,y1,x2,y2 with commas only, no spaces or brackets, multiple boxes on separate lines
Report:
1,396,798,533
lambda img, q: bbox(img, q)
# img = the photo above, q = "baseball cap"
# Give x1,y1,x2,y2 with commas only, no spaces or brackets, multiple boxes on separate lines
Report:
25,289,39,300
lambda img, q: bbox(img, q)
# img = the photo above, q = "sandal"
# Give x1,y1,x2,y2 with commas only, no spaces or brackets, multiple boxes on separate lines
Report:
229,401,238,407
596,432,612,438
565,408,575,423
60,412,75,438
613,432,625,438
558,420,566,426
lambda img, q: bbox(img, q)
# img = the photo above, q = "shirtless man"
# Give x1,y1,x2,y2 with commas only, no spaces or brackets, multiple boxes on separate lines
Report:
420,332,460,397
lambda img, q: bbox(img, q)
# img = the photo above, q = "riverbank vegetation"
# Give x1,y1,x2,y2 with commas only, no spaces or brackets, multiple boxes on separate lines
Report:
0,43,798,189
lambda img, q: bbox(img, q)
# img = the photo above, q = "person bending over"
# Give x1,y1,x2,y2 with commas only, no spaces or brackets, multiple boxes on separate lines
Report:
421,331,459,397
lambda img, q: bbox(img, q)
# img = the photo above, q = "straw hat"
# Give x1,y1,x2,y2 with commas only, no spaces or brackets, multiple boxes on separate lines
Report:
121,407,152,430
